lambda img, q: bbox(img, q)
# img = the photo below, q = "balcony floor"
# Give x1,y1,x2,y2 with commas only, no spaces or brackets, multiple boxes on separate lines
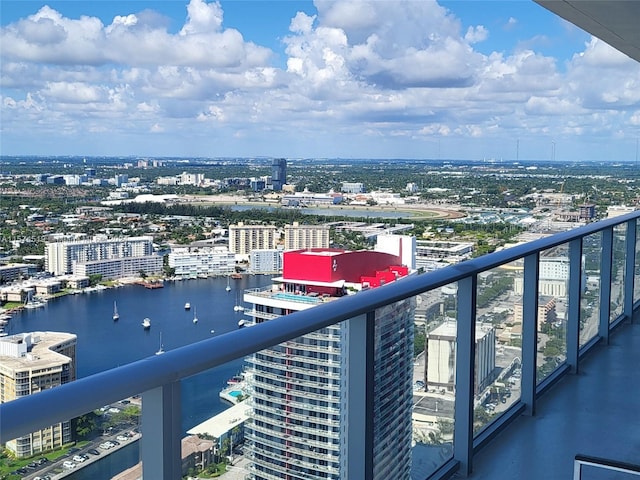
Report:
463,319,640,479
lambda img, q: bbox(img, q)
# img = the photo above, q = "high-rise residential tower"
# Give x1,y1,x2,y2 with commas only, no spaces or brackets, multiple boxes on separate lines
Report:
243,248,415,479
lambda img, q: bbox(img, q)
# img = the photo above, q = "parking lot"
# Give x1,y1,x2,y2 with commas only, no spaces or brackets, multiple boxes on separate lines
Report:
19,430,141,480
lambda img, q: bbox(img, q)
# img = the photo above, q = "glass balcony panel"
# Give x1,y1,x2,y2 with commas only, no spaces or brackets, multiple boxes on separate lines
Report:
537,244,569,384
580,233,602,347
473,262,522,435
179,357,258,479
578,463,640,480
412,282,456,479
610,224,626,323
635,221,640,303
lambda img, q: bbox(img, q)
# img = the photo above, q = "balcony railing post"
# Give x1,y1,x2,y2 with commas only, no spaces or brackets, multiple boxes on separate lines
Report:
521,253,539,415
624,218,637,324
599,227,613,343
141,382,182,480
344,312,374,480
454,275,477,476
567,238,582,373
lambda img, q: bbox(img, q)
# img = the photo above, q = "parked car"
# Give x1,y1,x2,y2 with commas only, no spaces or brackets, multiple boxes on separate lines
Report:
88,448,100,455
62,461,76,469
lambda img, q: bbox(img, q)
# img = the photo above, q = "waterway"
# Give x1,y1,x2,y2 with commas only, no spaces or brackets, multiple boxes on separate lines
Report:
6,275,273,479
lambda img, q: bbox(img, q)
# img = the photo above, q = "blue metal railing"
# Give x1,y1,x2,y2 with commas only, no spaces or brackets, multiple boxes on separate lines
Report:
1,210,639,479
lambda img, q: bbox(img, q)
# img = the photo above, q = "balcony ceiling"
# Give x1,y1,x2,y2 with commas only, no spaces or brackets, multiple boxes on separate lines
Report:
535,0,640,62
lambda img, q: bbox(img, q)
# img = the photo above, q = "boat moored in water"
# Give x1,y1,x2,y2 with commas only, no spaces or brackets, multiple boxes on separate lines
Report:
155,332,164,355
142,318,151,329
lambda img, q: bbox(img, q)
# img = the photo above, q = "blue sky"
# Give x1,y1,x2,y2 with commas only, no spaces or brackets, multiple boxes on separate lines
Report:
1,0,639,161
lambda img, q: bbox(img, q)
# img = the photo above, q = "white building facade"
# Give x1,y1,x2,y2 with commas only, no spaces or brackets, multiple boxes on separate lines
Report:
248,249,283,274
228,223,278,256
45,236,154,276
283,222,330,251
0,332,77,458
73,255,163,279
168,247,236,278
426,321,496,393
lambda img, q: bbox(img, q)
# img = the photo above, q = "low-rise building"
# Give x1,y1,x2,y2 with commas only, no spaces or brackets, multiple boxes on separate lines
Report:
249,249,283,274
168,247,235,279
0,264,37,283
73,255,163,280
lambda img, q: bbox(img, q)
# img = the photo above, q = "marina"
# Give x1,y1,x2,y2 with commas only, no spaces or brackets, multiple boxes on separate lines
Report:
4,275,272,480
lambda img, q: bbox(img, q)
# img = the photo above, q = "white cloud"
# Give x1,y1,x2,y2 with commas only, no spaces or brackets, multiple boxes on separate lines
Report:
465,26,488,44
41,82,106,104
1,0,639,159
180,0,224,35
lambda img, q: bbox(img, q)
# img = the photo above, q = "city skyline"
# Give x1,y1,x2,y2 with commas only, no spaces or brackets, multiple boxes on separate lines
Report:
1,0,640,162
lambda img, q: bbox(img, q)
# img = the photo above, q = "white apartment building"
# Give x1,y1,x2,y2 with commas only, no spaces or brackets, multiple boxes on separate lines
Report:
168,247,235,278
513,256,581,298
249,249,283,274
406,182,419,193
283,222,330,251
426,321,496,393
228,223,278,256
156,176,180,186
243,249,414,480
606,205,636,218
0,332,77,458
179,172,205,186
341,182,365,193
73,255,163,280
45,236,154,276
375,234,417,270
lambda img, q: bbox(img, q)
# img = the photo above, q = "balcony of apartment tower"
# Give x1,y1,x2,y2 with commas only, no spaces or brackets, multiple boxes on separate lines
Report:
2,2,640,480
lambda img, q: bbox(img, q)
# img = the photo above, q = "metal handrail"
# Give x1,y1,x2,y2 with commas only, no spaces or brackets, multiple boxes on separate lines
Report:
574,454,640,479
1,210,639,475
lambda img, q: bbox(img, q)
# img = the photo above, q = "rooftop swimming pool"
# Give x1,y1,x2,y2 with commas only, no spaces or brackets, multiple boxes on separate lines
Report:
272,292,322,304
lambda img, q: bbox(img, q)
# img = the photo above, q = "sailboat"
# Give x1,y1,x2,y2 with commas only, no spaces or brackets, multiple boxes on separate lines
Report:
23,292,46,309
155,332,164,355
112,301,119,321
192,307,198,324
225,276,231,293
233,292,244,312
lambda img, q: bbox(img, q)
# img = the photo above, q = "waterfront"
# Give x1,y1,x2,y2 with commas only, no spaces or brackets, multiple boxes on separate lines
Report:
5,275,273,479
